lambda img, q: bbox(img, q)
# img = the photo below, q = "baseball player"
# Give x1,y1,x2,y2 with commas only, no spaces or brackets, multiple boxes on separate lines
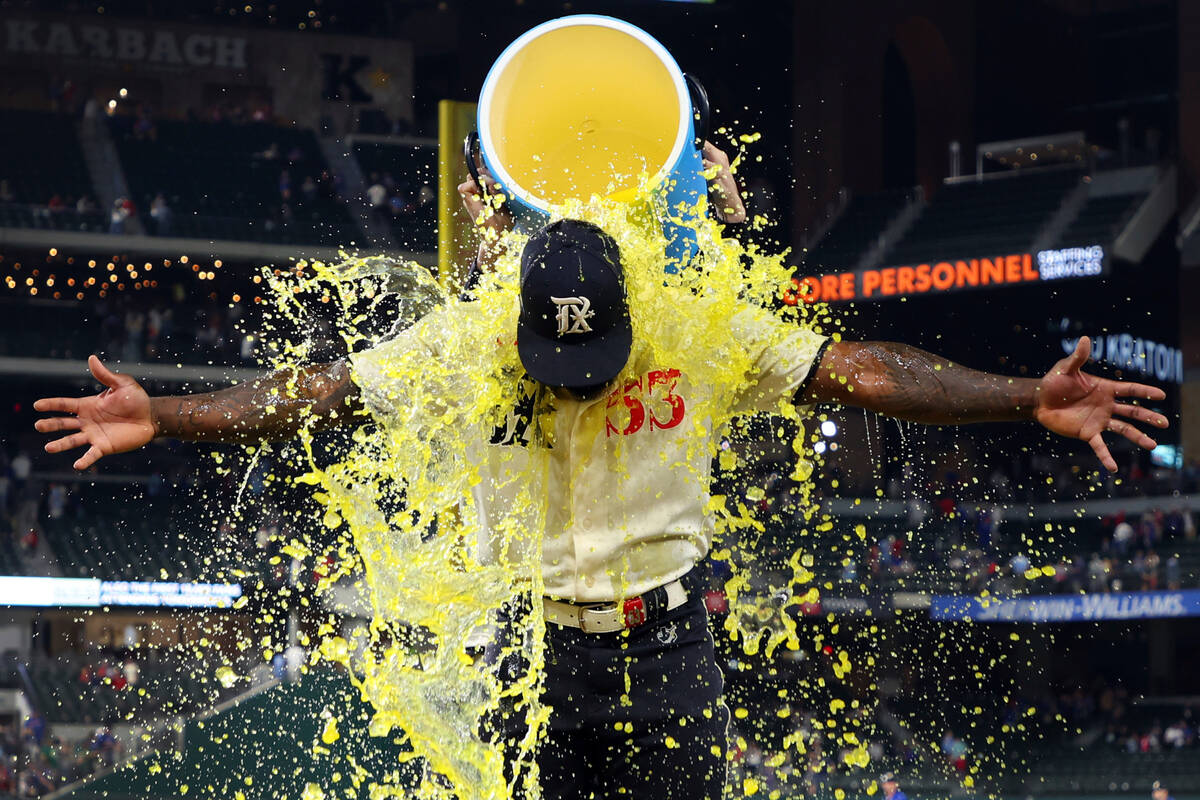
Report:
33,144,1167,798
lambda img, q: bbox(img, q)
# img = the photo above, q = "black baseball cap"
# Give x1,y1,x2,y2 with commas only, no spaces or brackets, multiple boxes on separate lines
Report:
517,219,632,388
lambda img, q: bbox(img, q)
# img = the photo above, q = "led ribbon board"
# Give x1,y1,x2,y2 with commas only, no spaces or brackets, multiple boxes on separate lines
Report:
789,246,1105,305
930,589,1200,623
0,576,243,609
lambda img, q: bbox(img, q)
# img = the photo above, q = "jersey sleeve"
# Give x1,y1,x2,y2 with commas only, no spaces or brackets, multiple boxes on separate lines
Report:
730,308,830,416
348,313,441,420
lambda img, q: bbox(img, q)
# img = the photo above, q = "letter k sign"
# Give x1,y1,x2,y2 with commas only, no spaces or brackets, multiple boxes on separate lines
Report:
320,54,373,103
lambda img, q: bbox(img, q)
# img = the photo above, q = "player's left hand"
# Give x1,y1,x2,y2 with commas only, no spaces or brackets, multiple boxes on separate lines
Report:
1034,336,1169,471
702,141,746,224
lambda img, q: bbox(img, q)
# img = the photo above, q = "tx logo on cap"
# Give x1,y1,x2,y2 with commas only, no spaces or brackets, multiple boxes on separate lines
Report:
551,296,594,336
517,218,633,388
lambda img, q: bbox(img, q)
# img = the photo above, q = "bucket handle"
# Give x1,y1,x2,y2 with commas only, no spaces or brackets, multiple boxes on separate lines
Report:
463,131,486,196
684,73,710,150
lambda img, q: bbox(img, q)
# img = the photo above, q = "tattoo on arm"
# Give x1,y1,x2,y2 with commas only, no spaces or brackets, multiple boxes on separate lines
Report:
149,360,363,443
802,341,1039,425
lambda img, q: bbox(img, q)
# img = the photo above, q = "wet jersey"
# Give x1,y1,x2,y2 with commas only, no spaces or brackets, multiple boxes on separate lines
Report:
351,304,827,602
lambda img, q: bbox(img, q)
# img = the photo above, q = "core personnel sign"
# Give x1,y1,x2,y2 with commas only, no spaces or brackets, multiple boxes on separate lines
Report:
787,245,1104,305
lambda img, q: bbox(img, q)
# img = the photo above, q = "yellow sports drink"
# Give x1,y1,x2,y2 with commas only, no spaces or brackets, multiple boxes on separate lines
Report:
473,14,709,269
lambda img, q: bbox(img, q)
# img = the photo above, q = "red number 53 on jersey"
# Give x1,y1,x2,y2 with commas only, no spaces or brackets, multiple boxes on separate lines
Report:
605,369,686,437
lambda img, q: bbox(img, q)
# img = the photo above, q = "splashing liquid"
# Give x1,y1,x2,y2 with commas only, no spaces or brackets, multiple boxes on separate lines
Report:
247,173,840,799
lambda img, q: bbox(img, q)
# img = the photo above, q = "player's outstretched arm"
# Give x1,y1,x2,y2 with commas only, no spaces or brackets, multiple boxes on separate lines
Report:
34,355,361,470
801,337,1168,471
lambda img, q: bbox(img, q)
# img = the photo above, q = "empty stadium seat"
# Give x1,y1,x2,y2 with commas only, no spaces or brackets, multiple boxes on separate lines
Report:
884,170,1083,266
1059,192,1147,248
41,493,236,583
803,190,912,271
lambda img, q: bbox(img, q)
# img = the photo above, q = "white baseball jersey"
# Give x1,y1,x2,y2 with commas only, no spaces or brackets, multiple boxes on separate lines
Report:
350,303,828,602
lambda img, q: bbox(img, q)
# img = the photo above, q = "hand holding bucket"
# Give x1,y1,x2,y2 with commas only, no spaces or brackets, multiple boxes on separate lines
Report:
467,15,713,271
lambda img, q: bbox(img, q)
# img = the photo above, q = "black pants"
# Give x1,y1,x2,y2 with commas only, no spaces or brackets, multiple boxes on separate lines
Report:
491,572,730,799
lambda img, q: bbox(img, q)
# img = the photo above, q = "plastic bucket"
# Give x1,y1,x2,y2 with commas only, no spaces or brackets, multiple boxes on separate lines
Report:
468,14,708,270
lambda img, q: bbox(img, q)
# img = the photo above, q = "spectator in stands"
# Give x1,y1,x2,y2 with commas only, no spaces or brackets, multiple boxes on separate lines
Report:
940,728,968,772
1112,516,1134,555
1163,720,1189,749
21,713,45,749
18,752,55,796
284,643,305,682
1087,553,1109,592
149,193,172,236
87,726,118,768
1152,781,1176,800
121,658,138,688
300,175,318,201
1136,512,1158,549
880,772,907,800
1144,549,1161,590
840,558,858,583
108,198,131,234
367,172,388,222
1166,555,1181,590
45,483,66,520
0,179,14,203
279,169,292,202
320,168,344,200
41,194,65,222
75,195,96,215
10,451,30,494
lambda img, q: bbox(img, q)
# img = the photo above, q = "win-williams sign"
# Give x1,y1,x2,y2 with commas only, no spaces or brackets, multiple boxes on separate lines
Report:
786,245,1104,305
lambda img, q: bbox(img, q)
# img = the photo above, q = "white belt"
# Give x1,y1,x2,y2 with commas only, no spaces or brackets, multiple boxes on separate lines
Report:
542,579,688,634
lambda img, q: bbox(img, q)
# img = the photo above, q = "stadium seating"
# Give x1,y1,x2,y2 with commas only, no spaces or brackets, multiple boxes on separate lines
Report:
1058,192,1148,248
1029,741,1200,795
108,116,360,246
69,670,414,799
0,109,106,232
803,190,911,271
884,170,1082,266
352,140,438,252
0,523,24,576
23,652,217,725
0,295,248,366
41,495,233,583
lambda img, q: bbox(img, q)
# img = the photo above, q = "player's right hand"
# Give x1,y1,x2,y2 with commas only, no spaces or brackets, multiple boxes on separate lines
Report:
33,355,157,471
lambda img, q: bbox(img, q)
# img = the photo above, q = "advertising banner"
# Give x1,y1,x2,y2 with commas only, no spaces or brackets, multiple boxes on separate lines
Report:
790,245,1105,305
0,576,242,609
930,590,1200,623
2,15,413,131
